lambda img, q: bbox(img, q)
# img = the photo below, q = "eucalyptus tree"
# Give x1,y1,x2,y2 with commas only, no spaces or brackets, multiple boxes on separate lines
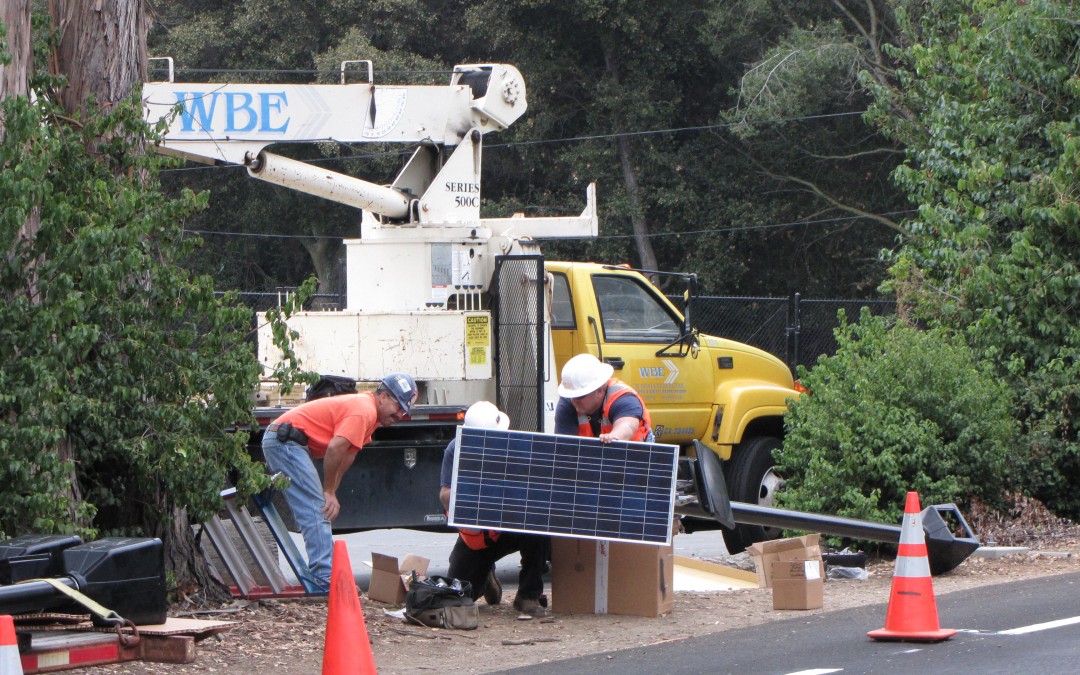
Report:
453,0,911,296
452,0,731,283
2,1,272,598
696,0,911,296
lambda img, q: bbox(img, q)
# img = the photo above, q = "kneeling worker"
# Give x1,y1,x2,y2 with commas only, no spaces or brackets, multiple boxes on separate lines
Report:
555,353,654,442
440,401,550,617
263,372,418,590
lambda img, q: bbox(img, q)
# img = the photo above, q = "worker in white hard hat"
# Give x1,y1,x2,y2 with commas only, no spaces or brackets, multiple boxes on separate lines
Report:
439,401,550,617
555,353,654,443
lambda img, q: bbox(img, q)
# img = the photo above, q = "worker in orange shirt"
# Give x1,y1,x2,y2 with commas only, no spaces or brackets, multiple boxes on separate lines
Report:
263,372,417,590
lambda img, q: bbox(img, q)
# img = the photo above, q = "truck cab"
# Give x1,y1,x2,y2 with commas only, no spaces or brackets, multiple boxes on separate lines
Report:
549,261,798,550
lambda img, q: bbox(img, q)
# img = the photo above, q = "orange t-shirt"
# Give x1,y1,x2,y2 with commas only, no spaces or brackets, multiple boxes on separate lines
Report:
273,392,379,458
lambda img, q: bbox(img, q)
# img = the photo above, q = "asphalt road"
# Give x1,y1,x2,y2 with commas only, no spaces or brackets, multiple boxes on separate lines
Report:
496,571,1080,674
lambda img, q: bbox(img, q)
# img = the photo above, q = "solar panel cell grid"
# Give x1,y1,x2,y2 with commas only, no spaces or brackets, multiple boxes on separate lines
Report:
448,427,678,545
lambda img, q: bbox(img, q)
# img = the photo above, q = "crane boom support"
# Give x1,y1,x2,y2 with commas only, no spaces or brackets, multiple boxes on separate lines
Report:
143,63,527,166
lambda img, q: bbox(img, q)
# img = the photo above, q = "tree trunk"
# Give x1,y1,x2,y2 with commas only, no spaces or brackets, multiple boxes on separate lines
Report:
162,507,233,605
45,0,150,527
617,136,659,271
0,0,31,105
301,236,344,308
49,0,148,115
47,0,226,598
1,0,40,288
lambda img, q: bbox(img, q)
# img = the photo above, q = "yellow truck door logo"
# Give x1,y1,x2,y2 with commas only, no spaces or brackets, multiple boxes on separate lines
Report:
639,359,680,383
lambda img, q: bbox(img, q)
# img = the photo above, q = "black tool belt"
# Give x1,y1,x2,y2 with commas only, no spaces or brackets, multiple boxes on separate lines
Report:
268,422,309,446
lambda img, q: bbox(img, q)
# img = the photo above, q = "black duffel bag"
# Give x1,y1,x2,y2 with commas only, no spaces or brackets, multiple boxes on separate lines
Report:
305,374,358,401
404,575,478,630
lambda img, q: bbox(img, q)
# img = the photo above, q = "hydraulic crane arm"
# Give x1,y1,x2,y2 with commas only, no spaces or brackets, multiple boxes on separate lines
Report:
143,60,526,166
142,61,527,223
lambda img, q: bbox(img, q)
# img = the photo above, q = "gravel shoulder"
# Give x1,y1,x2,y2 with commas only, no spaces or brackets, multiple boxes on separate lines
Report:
92,538,1080,674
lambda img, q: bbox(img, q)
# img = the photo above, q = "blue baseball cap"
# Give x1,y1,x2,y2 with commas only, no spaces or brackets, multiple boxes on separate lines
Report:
380,372,418,414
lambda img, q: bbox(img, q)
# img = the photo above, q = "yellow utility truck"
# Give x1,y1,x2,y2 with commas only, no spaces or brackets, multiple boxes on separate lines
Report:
144,60,799,551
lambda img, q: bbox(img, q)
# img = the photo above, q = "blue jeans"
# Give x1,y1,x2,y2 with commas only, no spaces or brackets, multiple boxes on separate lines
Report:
261,434,333,587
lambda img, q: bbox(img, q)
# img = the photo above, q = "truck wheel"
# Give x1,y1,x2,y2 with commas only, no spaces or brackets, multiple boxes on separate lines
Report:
722,436,785,554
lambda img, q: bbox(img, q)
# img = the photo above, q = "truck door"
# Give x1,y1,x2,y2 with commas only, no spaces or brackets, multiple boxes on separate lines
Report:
585,272,715,445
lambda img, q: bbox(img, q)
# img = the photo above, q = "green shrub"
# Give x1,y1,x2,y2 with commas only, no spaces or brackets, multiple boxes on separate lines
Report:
779,309,1018,525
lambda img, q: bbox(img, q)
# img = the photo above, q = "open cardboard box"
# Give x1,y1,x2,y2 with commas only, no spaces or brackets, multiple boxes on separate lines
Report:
366,552,430,605
550,537,675,617
747,533,823,588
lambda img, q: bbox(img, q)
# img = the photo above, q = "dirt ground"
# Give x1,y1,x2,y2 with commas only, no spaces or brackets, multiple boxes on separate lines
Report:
88,530,1080,675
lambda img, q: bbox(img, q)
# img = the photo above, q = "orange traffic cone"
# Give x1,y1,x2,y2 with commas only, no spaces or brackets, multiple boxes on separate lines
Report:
322,540,377,674
0,614,24,675
868,491,956,642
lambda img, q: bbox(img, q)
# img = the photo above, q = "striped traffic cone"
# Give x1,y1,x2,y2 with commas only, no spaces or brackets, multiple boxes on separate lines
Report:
868,491,956,642
0,614,23,675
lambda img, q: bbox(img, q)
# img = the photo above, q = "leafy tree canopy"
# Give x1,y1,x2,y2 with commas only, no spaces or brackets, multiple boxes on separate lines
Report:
0,67,268,539
866,0,1080,516
780,310,1017,525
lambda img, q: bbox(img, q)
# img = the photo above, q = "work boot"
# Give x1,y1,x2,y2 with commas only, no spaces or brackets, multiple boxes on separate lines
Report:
512,594,546,617
483,567,502,605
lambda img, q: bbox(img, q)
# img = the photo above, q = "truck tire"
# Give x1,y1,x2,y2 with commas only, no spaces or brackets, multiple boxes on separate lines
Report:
722,436,785,554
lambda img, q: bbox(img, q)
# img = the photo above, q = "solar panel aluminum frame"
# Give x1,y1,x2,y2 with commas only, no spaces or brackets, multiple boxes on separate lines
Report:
448,426,679,545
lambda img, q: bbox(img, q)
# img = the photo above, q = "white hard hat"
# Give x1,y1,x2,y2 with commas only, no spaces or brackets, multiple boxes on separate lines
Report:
463,401,511,430
558,354,614,399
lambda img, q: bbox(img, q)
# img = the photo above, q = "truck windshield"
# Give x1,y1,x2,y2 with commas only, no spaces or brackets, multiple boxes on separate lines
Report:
593,275,681,343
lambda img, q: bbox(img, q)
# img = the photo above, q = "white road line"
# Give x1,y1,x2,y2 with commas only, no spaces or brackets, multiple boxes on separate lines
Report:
785,670,842,675
999,616,1080,635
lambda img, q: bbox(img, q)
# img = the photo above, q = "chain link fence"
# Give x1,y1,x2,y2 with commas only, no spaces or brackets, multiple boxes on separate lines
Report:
680,294,896,372
226,291,343,315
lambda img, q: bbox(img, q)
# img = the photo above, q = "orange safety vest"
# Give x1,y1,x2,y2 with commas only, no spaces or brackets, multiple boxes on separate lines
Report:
576,379,653,442
459,526,501,551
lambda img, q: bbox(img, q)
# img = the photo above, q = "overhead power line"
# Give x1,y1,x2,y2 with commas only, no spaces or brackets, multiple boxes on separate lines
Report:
183,208,913,243
157,110,869,174
507,111,866,148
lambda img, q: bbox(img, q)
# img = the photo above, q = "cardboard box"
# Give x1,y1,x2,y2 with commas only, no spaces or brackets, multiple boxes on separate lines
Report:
366,552,430,605
747,534,823,588
550,537,674,617
771,559,824,610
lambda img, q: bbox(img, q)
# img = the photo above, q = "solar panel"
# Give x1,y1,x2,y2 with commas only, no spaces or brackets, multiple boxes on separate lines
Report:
448,427,679,545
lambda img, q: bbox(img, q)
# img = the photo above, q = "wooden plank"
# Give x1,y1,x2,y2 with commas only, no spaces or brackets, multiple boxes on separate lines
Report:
673,555,760,591
136,634,195,664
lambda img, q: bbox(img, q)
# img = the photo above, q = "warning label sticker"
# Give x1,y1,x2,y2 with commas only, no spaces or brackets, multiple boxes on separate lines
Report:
465,315,489,346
